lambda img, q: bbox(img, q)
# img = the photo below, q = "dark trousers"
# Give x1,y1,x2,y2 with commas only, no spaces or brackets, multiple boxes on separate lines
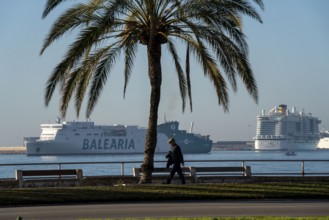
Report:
166,163,185,184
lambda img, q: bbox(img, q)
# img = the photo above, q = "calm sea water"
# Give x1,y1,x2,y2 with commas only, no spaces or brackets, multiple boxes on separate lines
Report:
0,150,328,178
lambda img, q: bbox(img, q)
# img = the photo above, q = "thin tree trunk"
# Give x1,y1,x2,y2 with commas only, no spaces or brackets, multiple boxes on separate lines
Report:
139,42,162,184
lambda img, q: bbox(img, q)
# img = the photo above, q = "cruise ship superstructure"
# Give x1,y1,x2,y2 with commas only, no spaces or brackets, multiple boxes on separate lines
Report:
24,119,212,155
255,104,321,150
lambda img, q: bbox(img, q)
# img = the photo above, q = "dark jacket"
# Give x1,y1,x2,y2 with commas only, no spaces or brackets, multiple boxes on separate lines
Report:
165,151,173,168
171,144,184,165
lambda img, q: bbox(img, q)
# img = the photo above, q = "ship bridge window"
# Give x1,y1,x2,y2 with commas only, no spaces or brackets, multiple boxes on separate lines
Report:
112,129,127,136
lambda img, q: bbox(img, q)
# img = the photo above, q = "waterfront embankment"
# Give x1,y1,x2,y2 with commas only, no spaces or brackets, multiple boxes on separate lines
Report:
0,146,26,154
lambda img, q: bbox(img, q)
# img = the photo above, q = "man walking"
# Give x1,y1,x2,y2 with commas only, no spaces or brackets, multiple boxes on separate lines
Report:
165,138,185,184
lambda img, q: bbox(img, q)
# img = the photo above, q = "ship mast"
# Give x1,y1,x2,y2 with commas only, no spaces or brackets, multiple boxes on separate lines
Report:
189,121,194,133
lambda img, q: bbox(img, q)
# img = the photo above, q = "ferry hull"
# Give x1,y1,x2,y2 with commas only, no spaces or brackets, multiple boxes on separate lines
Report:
24,120,213,155
26,134,169,155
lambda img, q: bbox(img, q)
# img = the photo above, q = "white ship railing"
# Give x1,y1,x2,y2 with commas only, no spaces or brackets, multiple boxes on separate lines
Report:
255,135,286,139
255,135,320,140
0,159,329,178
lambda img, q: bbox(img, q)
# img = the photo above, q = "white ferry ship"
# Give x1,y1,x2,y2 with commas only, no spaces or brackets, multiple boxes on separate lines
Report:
254,104,321,151
24,119,212,155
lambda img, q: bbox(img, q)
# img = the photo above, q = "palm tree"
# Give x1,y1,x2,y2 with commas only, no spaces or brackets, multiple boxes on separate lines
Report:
41,0,264,183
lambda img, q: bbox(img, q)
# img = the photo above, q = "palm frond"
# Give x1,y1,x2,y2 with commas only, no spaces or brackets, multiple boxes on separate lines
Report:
185,44,192,112
44,6,119,106
41,3,99,55
123,40,138,98
167,39,187,112
252,0,265,10
74,44,117,117
42,0,67,18
185,35,229,111
86,46,122,118
44,58,74,107
221,0,263,23
60,68,82,118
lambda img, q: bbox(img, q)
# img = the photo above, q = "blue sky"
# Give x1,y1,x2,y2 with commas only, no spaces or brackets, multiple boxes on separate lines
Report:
1,0,329,146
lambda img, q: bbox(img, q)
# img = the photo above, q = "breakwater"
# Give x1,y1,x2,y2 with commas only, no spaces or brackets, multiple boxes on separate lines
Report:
0,146,26,154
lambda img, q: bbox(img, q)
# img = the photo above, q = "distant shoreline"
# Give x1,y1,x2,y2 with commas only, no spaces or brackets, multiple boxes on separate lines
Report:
0,146,26,154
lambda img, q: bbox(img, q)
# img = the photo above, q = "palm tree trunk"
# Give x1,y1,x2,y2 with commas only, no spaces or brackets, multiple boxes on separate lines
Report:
139,42,162,184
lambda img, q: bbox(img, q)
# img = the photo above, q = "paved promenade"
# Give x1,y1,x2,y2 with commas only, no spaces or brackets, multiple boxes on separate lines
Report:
1,200,329,219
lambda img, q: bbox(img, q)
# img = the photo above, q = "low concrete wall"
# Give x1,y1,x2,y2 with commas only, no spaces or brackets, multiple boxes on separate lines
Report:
1,176,329,188
252,176,329,183
0,179,18,188
0,176,140,188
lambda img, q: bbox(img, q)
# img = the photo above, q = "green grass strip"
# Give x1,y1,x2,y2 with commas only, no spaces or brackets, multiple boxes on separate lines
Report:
1,183,329,206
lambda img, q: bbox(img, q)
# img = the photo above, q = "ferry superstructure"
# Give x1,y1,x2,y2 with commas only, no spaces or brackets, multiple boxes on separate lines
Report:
254,104,321,151
24,119,212,155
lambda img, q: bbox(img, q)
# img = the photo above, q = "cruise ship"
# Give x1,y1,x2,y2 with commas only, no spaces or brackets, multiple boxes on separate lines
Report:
254,104,321,151
24,119,212,155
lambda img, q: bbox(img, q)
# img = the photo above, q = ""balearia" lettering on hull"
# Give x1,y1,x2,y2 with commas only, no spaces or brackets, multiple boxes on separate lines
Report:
82,138,135,150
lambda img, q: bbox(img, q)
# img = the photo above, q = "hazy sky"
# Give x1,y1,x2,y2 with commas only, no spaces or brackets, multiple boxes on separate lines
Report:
1,0,329,146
